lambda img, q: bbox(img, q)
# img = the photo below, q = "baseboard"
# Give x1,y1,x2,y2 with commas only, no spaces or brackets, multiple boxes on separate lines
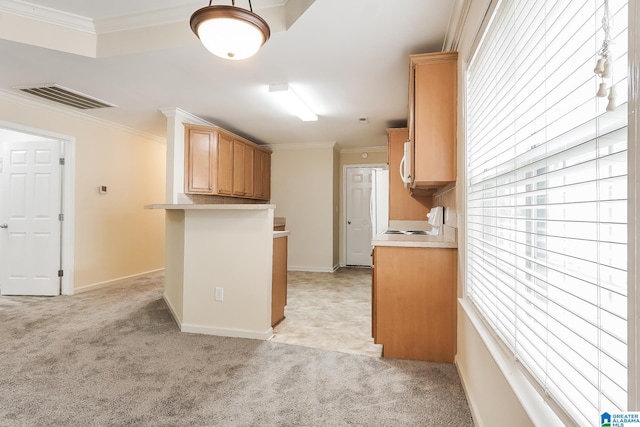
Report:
162,292,182,329
288,265,339,273
454,356,480,427
181,323,274,340
74,268,165,294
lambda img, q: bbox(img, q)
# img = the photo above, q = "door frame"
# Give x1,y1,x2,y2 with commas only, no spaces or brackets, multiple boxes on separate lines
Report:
342,163,387,267
0,120,75,295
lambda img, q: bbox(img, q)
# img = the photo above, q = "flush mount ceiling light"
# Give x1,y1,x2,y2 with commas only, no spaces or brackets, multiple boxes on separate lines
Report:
269,84,318,122
190,0,270,60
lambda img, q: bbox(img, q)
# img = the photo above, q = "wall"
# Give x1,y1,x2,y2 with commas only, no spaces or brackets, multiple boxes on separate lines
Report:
338,147,387,266
0,92,166,291
270,143,337,271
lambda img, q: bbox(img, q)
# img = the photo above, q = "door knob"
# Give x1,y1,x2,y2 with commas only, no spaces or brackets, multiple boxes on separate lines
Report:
0,224,7,229
348,221,351,225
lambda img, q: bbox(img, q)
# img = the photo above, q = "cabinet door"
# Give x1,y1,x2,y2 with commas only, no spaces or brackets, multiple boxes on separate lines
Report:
254,150,265,199
233,140,254,197
374,246,457,362
244,145,254,197
372,247,377,340
387,128,432,220
262,152,271,200
253,150,271,200
185,129,213,194
410,52,457,188
217,133,234,195
271,236,288,326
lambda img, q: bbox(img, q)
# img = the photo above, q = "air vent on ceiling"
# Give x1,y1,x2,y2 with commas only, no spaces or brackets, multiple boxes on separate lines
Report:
16,84,117,110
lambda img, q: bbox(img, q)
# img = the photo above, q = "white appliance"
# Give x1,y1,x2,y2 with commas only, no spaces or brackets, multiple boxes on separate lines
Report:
426,206,444,235
399,140,412,188
370,168,389,238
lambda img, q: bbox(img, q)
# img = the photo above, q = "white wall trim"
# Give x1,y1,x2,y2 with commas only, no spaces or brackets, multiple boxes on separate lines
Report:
628,0,639,410
454,359,480,427
159,107,215,127
288,265,338,273
163,292,182,329
339,145,387,154
74,268,165,294
0,0,95,33
181,324,274,341
268,141,336,151
458,299,572,426
0,89,164,142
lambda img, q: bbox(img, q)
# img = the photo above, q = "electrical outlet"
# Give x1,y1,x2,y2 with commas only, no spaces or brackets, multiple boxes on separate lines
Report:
215,287,224,301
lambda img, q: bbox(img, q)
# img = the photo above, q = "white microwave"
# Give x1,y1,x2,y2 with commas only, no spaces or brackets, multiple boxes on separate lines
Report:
399,140,411,188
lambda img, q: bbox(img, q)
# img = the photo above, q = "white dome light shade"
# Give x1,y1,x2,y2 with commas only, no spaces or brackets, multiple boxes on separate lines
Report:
191,5,270,60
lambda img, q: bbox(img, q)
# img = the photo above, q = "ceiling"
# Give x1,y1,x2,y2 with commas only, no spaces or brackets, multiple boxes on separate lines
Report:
0,0,456,148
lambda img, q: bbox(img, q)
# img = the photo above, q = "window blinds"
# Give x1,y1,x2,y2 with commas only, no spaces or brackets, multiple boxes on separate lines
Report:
466,0,628,425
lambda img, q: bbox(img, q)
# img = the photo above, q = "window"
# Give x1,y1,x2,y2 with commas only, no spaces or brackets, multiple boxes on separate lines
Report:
465,1,628,425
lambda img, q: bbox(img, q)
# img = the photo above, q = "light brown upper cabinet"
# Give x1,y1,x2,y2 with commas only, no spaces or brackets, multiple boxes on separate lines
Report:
217,132,234,195
185,127,215,194
233,140,255,197
408,52,458,189
184,123,270,200
254,149,271,200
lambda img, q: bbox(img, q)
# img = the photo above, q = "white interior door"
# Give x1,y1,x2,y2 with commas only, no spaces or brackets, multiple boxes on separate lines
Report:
0,139,62,295
346,167,373,266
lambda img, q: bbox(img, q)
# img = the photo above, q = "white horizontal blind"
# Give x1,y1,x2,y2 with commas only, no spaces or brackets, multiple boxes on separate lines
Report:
466,0,628,425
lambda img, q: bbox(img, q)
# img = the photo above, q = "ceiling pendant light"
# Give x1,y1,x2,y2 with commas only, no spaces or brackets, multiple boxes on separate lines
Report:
190,0,270,60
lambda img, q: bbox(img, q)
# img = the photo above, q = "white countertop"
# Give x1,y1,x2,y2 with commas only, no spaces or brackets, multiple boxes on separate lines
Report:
372,225,457,248
146,204,275,210
273,231,289,238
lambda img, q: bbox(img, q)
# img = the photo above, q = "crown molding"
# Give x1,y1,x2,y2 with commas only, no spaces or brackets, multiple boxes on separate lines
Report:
268,141,336,151
0,88,165,142
94,5,194,34
159,107,215,127
0,0,95,33
340,145,387,154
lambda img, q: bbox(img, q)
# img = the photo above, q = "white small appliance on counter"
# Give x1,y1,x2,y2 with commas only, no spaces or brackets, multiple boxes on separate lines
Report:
425,206,444,235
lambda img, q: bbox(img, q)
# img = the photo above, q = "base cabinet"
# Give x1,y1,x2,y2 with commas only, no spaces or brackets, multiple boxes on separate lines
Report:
271,236,288,326
373,246,457,362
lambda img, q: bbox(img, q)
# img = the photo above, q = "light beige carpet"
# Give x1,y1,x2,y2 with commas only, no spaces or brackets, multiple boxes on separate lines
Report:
0,272,473,426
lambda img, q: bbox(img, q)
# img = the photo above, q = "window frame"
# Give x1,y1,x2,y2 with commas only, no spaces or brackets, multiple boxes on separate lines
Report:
459,0,638,423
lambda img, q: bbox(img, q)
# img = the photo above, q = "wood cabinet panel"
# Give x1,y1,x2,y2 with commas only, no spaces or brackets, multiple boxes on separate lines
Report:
217,133,233,195
233,140,255,197
387,128,432,220
271,236,288,326
374,246,457,362
244,144,254,197
372,247,377,339
254,149,271,201
185,129,213,194
408,52,458,189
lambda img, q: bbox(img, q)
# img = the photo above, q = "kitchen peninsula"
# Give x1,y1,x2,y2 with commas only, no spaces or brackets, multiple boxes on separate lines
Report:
147,203,281,340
